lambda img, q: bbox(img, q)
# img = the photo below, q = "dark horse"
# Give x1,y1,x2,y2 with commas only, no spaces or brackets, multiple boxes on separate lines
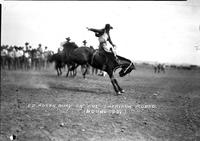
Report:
48,42,79,76
48,53,65,76
48,52,77,76
62,41,79,77
68,47,136,95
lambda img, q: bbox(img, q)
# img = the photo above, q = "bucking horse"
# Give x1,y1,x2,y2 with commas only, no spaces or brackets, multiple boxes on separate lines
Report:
68,47,136,95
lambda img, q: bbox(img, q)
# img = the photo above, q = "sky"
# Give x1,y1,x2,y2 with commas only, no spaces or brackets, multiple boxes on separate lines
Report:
1,0,200,65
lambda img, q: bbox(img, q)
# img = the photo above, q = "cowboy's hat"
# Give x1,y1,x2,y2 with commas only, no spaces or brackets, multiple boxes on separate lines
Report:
65,37,71,41
105,24,113,30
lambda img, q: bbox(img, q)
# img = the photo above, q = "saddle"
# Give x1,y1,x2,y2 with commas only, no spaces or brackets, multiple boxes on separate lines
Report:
91,49,117,66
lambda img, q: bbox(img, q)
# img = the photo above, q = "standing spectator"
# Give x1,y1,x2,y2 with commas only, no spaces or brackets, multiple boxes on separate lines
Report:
37,44,43,53
25,42,29,51
1,46,8,69
44,46,48,52
44,46,49,69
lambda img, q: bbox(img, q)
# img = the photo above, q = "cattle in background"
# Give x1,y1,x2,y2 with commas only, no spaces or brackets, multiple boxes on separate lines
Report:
153,63,165,73
170,64,199,71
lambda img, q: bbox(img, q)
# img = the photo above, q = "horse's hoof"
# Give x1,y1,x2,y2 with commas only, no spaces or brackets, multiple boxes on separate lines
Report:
121,90,125,93
117,91,122,95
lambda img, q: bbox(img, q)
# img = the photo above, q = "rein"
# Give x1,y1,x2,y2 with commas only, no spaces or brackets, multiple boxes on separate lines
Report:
123,62,133,74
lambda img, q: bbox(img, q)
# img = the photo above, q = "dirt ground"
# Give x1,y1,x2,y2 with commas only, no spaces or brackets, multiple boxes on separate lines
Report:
1,65,200,141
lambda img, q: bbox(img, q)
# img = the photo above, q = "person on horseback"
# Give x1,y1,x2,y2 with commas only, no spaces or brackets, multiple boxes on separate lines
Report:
59,38,68,54
65,37,71,43
83,40,87,47
87,24,119,70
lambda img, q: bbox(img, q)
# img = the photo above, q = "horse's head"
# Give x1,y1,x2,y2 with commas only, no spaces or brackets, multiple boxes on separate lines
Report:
47,53,55,63
119,61,136,77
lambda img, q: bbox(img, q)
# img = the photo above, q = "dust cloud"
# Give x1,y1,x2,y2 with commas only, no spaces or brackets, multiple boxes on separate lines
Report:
24,71,50,89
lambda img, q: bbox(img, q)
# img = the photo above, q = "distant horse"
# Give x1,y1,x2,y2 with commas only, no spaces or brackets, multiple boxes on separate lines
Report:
153,64,165,73
62,42,78,61
48,53,65,76
62,41,79,77
160,64,166,73
48,52,77,76
68,47,136,95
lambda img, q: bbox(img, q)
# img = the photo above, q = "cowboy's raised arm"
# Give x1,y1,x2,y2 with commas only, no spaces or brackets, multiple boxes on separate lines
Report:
86,27,102,33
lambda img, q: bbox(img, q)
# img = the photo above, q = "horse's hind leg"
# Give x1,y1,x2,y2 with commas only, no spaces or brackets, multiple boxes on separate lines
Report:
56,66,61,76
114,79,125,93
73,69,77,77
68,64,79,77
60,68,62,76
82,65,88,79
66,69,69,77
108,73,121,95
56,68,59,76
72,69,77,77
111,78,121,95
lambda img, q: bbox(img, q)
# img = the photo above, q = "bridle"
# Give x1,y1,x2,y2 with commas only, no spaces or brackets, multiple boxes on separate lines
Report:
123,62,134,74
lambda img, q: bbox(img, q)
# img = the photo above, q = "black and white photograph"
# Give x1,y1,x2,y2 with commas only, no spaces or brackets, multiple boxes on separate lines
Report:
1,0,200,140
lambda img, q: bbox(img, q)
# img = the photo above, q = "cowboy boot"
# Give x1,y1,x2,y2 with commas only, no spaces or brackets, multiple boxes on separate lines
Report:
115,55,120,64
